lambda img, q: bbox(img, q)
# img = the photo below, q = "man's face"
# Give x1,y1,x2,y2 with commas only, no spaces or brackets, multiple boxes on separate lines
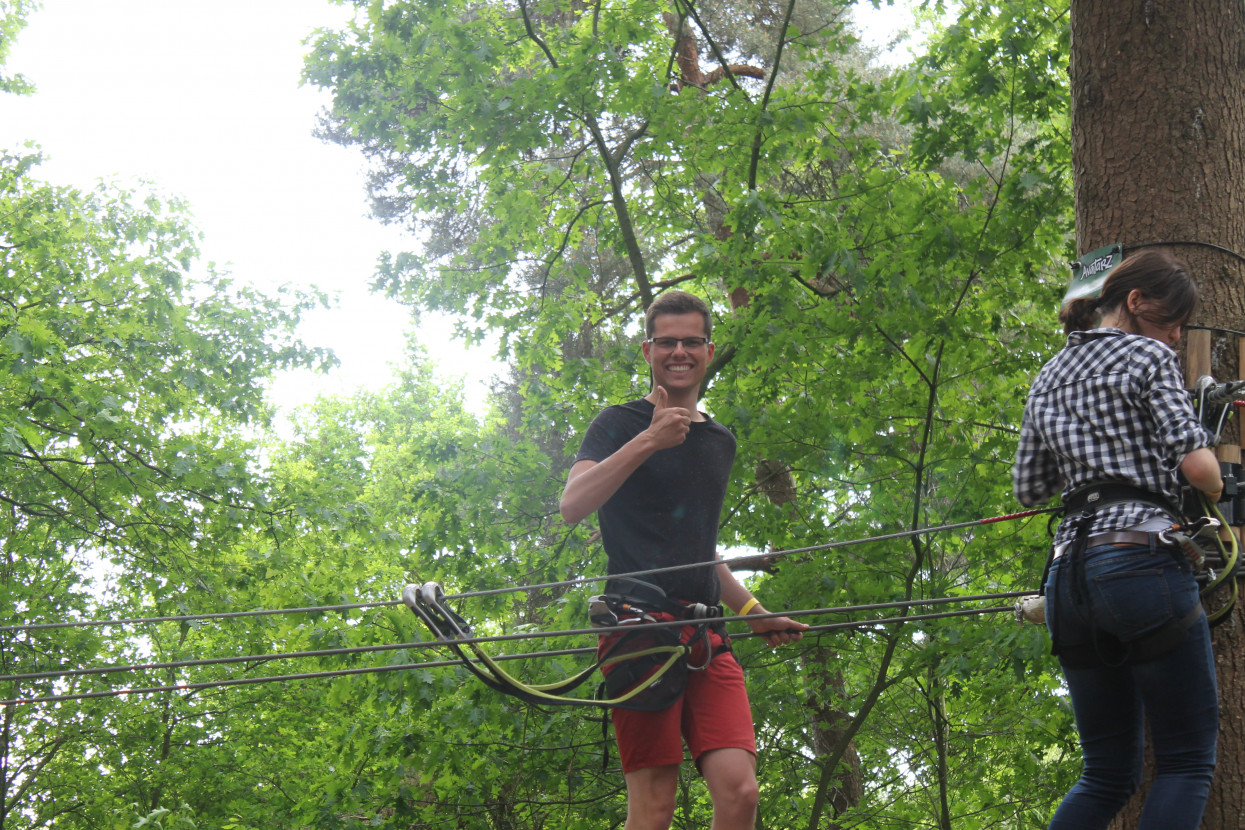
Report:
642,312,714,396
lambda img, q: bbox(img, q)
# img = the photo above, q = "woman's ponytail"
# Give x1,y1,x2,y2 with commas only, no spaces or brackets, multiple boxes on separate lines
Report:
1059,296,1101,335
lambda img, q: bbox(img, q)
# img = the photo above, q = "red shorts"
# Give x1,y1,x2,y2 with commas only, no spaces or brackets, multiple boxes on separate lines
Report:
600,622,756,774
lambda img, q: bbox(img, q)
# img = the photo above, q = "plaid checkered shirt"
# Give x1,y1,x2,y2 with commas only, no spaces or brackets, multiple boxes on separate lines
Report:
1013,328,1213,547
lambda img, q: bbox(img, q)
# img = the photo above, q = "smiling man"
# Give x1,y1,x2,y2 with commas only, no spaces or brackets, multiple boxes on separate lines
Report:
560,290,806,830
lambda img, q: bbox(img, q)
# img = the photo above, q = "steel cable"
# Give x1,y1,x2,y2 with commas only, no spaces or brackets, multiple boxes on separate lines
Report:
0,591,1037,685
0,601,1026,707
0,507,1056,635
444,508,1057,602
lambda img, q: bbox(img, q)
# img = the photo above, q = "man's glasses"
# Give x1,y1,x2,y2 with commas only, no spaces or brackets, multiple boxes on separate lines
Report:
647,337,711,351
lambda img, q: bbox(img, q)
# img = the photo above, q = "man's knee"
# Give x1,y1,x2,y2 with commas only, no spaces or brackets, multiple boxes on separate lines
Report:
625,764,679,830
717,775,759,816
626,795,676,830
700,748,759,823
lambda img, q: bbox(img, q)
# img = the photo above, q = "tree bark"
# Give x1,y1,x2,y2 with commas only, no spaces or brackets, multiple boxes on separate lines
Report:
804,646,864,829
1070,0,1245,825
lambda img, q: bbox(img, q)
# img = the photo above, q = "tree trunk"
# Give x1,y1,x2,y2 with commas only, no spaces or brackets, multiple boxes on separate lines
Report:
804,646,864,829
1070,0,1245,824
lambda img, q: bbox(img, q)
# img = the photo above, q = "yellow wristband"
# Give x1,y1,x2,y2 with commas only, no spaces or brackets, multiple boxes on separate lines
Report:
738,597,760,616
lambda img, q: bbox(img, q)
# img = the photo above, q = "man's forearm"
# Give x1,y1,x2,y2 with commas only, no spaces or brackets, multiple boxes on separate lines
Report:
716,559,756,615
559,434,660,523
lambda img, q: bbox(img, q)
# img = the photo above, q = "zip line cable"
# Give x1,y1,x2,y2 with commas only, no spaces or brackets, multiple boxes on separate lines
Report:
1124,240,1245,269
0,602,1023,707
1186,324,1245,338
443,508,1058,603
0,640,434,684
0,599,402,636
0,504,1069,708
0,591,1037,686
0,507,1057,636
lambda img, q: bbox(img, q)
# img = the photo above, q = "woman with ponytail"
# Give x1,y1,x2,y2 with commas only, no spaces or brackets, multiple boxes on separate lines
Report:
1014,249,1223,829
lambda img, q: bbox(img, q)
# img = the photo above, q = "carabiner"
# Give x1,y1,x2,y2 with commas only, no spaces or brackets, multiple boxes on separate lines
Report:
402,581,473,640
1155,531,1207,572
588,595,619,628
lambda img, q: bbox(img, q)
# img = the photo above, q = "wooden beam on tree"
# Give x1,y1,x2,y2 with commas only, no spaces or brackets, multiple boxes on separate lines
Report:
1185,328,1212,386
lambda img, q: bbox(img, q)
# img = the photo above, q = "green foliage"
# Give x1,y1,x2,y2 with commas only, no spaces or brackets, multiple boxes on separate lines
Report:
0,0,36,95
0,146,334,827
0,151,334,566
127,803,198,830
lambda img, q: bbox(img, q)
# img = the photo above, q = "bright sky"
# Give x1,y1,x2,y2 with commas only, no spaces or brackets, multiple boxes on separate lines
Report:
0,0,915,424
0,0,449,421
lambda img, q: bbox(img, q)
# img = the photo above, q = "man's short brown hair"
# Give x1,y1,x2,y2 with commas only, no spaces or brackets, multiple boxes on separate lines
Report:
644,290,713,340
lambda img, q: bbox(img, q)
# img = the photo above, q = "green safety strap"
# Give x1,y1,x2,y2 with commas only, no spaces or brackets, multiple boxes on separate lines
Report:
468,641,689,707
402,582,692,708
1199,498,1238,626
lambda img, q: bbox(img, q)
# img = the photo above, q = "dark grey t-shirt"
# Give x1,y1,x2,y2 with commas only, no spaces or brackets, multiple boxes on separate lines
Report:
574,398,736,604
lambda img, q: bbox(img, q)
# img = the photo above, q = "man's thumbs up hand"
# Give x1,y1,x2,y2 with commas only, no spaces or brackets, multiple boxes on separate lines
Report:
647,385,691,449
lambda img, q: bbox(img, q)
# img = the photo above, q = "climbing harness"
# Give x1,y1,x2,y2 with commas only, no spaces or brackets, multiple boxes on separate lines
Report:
1026,482,1223,667
402,578,723,710
591,578,735,705
1050,482,1203,667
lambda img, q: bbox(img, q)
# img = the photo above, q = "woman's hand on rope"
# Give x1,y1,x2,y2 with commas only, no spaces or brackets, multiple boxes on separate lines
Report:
745,604,809,648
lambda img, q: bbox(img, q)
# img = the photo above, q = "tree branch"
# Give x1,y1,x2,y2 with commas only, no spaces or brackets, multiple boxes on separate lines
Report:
748,0,799,190
612,120,649,167
580,112,653,307
677,0,755,98
874,323,933,388
518,0,558,68
537,198,609,291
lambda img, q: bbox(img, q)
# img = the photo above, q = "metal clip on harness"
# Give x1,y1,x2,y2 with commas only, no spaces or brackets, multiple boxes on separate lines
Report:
1157,515,1219,573
1190,498,1239,626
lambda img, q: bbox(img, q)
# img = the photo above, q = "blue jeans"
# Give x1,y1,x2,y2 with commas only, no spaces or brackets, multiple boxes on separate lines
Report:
1045,544,1218,830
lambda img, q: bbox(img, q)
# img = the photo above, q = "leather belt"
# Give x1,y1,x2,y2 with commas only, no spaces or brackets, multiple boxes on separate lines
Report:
1053,530,1165,559
1085,531,1156,547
